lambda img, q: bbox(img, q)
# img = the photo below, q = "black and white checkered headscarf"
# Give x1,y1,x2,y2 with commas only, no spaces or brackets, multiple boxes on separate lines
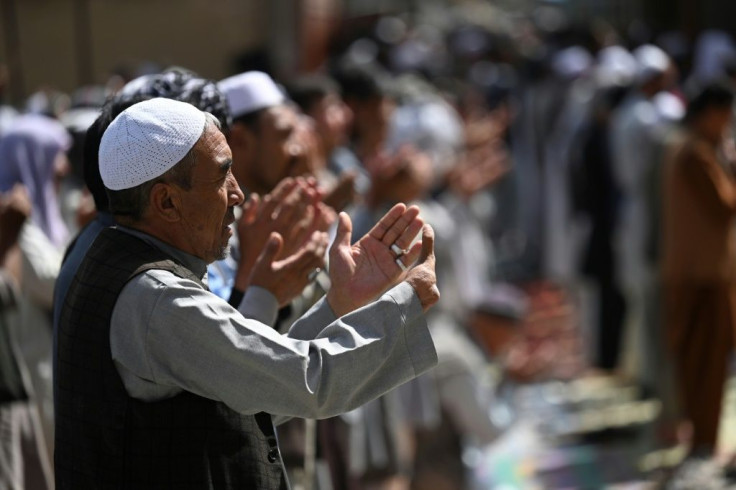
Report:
117,68,232,130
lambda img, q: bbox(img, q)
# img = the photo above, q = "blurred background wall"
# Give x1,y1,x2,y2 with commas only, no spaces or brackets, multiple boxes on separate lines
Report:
0,0,732,104
0,0,275,102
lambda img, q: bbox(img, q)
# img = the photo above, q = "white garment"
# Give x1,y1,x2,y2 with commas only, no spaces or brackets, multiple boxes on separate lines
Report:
12,222,63,465
0,106,18,137
610,92,662,287
0,402,53,490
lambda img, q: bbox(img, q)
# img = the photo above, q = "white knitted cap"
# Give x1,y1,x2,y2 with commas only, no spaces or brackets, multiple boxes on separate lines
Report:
218,71,285,118
99,98,206,190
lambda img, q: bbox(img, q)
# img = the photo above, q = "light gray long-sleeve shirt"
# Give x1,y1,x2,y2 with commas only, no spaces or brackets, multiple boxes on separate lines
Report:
110,228,437,420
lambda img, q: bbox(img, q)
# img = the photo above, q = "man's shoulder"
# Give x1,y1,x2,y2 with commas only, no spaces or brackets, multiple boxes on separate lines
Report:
674,135,717,167
71,229,180,292
61,217,110,273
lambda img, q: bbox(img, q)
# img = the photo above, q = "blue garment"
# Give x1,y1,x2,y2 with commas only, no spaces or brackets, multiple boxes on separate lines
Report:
208,228,239,301
52,212,114,401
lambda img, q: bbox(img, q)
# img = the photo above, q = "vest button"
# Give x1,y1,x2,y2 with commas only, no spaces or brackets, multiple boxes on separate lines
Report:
267,448,280,463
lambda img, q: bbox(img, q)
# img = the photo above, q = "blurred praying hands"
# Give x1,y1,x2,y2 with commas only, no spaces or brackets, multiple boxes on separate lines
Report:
235,177,335,305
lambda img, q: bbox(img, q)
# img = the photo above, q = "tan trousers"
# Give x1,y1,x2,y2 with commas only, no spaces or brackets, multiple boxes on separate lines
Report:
664,282,736,453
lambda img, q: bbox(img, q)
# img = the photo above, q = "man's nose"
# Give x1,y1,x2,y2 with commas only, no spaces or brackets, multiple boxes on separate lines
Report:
341,103,354,126
287,140,304,160
228,175,245,206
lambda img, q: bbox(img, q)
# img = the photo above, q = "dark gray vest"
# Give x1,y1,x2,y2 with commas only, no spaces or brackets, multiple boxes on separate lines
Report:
55,228,288,489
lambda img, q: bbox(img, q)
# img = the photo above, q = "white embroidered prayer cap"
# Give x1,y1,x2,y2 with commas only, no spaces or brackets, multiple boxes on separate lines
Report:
99,97,206,190
218,71,285,118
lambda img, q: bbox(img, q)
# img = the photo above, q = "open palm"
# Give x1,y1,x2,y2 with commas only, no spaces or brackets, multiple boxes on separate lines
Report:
327,204,424,317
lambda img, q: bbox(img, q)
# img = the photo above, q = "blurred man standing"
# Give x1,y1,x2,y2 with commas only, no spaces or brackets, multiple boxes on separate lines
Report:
661,82,736,456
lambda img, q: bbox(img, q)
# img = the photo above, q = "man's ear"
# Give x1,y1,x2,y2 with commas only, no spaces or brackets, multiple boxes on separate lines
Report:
149,182,181,223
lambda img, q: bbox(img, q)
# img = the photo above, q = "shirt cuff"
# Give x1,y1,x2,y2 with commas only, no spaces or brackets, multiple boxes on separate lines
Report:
238,286,279,327
386,281,437,376
307,296,338,328
386,281,425,324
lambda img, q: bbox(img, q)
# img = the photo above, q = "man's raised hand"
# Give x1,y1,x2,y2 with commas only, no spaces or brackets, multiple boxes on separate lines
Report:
326,203,435,317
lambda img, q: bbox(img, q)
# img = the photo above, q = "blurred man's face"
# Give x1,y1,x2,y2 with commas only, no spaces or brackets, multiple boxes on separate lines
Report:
310,94,353,154
706,106,733,142
229,105,304,194
349,95,396,144
253,105,303,192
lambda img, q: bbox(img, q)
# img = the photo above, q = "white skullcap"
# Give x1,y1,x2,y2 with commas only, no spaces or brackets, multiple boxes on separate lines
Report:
596,45,637,87
633,44,670,84
218,71,285,118
552,46,593,79
99,98,206,190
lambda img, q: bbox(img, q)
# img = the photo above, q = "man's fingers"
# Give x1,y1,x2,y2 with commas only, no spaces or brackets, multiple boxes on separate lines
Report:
288,205,315,244
272,177,298,198
303,232,329,268
380,205,420,246
403,225,439,312
272,193,300,227
277,232,328,275
262,179,298,219
368,203,406,242
314,233,329,259
331,212,353,255
399,241,423,269
418,224,435,264
257,232,283,265
260,194,278,220
274,186,311,231
312,203,336,233
392,217,424,252
242,193,260,225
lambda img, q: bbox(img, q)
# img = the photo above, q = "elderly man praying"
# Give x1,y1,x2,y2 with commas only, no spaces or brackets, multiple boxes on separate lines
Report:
54,98,439,489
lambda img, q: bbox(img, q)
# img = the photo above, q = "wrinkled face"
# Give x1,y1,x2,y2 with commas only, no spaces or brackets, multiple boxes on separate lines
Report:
177,123,244,263
252,105,303,191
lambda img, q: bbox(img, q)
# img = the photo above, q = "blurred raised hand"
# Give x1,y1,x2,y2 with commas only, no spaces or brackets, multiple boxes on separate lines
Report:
0,184,31,254
249,230,329,307
234,177,335,292
322,172,357,213
0,184,31,282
